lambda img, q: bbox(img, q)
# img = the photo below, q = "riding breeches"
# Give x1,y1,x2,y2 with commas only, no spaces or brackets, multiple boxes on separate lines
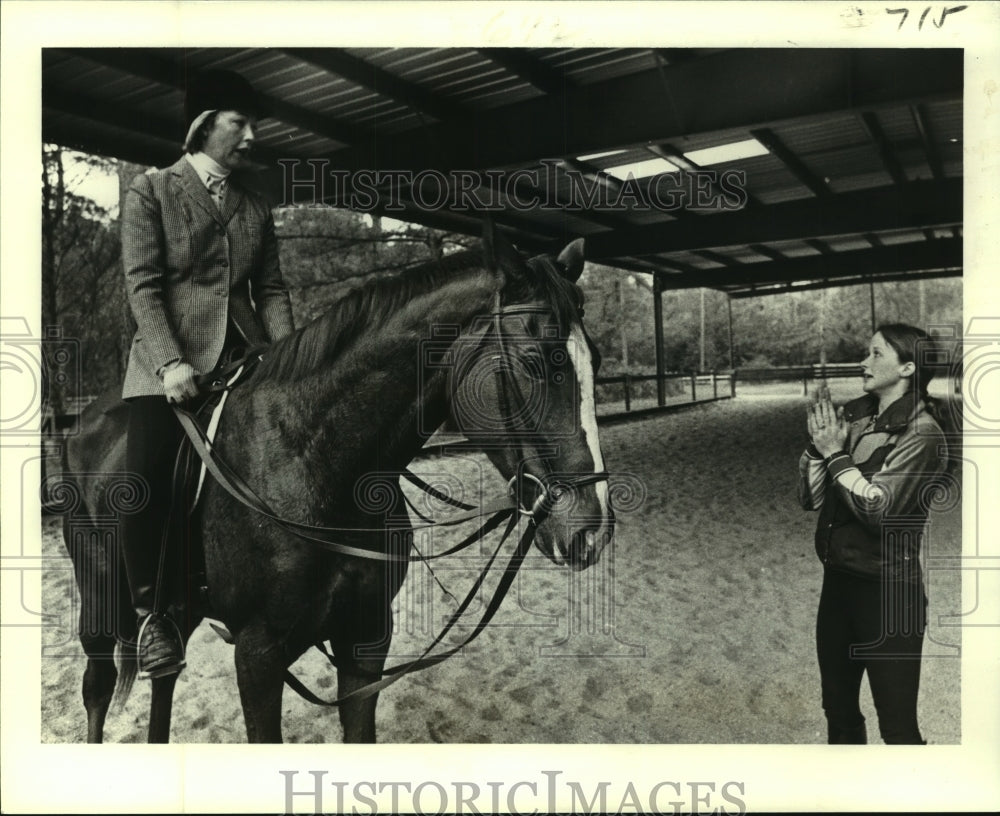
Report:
816,567,927,745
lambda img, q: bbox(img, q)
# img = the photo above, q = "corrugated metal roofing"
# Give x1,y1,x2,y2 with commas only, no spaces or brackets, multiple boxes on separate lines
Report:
41,46,963,295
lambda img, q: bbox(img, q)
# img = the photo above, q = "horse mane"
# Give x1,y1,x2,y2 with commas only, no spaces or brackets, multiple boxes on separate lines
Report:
513,254,585,333
250,243,584,385
250,247,487,385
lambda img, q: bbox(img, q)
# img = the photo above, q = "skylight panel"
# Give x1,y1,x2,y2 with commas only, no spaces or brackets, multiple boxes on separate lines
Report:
683,138,769,166
603,157,679,180
576,149,627,162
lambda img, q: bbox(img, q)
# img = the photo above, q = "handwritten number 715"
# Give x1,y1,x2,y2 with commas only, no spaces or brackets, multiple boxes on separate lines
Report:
886,5,967,30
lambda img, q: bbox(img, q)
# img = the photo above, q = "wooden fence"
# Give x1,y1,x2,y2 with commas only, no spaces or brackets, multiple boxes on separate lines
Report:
595,364,865,422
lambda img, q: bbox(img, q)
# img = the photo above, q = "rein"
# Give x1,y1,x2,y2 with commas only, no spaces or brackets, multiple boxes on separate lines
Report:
173,297,609,707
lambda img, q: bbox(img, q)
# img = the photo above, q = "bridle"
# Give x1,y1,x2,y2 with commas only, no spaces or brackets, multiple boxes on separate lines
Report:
484,293,610,522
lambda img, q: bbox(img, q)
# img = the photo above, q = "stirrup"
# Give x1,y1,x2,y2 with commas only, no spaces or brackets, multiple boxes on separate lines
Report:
136,614,187,680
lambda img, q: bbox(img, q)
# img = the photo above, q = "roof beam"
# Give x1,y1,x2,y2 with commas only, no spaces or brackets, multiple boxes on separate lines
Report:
748,244,787,262
55,47,367,148
910,104,945,180
694,249,740,267
653,49,697,67
727,267,962,298
255,164,562,247
646,142,760,208
656,237,961,292
584,179,961,260
43,86,283,166
805,238,834,255
282,47,466,122
859,111,908,186
478,48,570,95
750,127,831,197
321,48,961,174
42,118,179,169
545,159,697,267
592,256,684,278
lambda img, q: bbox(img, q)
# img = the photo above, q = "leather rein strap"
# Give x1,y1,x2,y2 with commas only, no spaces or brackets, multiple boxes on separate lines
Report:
173,406,517,562
172,300,609,707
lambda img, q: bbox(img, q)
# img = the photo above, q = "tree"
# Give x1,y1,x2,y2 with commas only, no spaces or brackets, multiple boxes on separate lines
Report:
273,206,475,326
42,145,125,412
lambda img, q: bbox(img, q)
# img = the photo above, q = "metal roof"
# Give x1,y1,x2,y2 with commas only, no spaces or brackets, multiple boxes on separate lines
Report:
42,46,962,297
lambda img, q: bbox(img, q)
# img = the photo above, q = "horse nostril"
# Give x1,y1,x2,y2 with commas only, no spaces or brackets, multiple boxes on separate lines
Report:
568,528,603,569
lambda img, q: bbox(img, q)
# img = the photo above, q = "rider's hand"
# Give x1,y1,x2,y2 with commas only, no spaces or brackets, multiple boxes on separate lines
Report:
161,361,200,404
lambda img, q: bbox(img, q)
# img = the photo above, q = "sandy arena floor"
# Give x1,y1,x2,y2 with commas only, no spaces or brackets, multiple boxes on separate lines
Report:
41,390,962,744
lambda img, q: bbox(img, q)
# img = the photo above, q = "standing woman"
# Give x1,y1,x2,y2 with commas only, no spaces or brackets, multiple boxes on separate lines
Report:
799,323,949,744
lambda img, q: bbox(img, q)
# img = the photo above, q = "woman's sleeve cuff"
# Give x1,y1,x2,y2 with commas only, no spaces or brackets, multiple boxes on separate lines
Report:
825,452,854,479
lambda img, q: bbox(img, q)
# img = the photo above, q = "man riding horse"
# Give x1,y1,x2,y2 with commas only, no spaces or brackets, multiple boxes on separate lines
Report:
120,69,294,679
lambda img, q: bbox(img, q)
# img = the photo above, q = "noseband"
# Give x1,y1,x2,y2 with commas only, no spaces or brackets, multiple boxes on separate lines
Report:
488,293,610,523
506,470,612,522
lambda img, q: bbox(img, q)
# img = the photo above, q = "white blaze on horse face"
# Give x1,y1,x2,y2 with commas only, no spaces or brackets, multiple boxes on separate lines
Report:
567,323,610,518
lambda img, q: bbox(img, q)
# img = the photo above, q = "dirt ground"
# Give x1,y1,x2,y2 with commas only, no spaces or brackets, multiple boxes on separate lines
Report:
40,388,962,744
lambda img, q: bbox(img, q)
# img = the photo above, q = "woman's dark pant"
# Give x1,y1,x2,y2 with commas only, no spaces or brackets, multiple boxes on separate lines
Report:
121,396,185,617
816,567,927,744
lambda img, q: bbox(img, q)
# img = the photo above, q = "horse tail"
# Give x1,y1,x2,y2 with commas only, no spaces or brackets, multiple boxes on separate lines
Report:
110,638,138,713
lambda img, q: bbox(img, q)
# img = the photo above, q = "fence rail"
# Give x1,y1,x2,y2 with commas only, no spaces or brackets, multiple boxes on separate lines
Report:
595,364,866,420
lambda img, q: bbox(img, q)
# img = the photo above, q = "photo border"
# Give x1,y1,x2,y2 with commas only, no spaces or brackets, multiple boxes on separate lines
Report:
3,1,999,812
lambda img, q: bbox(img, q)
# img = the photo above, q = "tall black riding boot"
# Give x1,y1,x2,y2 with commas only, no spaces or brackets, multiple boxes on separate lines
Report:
827,720,868,744
122,396,186,679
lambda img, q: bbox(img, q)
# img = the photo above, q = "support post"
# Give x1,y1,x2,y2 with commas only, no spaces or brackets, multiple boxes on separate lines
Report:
869,276,877,333
653,273,666,407
699,288,706,373
727,294,735,371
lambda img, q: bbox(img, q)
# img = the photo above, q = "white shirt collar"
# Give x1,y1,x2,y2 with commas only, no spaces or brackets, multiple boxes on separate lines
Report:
185,151,230,188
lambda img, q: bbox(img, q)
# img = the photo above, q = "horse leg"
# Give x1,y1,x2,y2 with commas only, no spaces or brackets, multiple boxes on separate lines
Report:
234,623,289,743
331,606,393,744
69,519,125,744
335,668,382,744
147,674,179,743
80,637,117,744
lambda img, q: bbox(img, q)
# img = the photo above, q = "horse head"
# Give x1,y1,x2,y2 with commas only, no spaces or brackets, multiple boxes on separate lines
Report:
448,222,614,571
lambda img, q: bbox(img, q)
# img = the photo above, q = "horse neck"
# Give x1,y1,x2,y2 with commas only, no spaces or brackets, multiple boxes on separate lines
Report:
271,268,497,475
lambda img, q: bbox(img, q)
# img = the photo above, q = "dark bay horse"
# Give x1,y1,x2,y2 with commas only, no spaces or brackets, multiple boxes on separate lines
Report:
56,222,614,743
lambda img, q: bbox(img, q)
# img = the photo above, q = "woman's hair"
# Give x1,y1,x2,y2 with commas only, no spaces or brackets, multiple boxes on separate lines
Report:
875,322,938,397
185,111,219,154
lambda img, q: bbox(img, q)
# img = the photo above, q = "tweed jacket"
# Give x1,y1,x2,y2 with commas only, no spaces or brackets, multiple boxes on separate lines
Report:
121,156,294,398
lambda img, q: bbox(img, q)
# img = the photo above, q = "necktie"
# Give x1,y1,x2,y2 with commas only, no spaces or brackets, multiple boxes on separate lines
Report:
206,174,227,209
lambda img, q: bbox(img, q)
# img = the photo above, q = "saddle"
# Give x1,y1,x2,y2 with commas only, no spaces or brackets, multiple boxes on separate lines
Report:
76,347,265,623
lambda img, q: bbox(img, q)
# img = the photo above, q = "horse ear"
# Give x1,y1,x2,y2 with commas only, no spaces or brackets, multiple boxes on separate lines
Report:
556,238,585,282
483,216,526,282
